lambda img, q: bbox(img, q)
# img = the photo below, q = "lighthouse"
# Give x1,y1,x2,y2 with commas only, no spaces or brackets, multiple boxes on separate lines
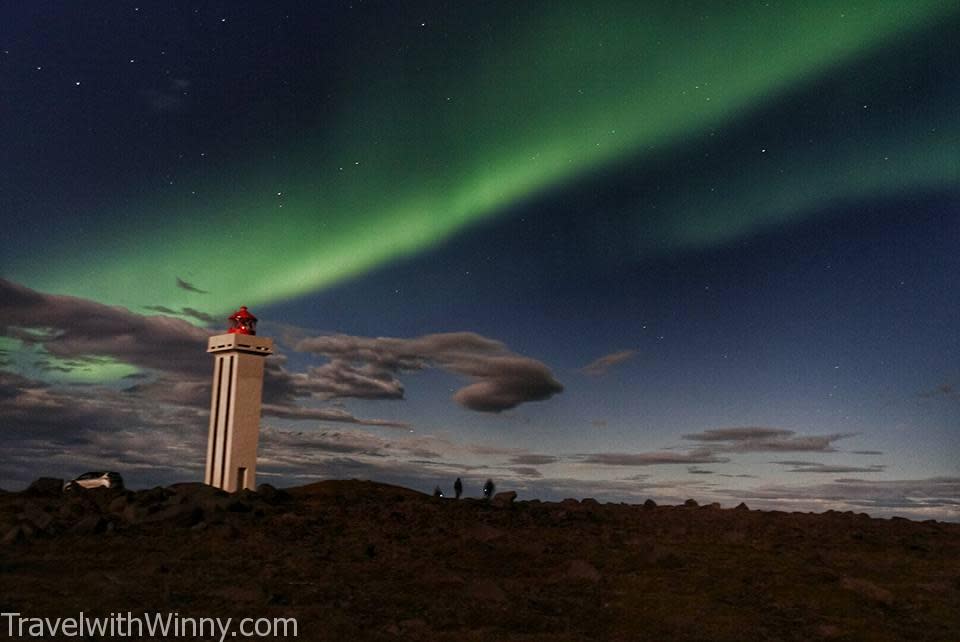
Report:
205,306,272,492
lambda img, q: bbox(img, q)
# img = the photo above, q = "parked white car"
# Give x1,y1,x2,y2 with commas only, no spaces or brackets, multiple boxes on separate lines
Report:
63,471,124,491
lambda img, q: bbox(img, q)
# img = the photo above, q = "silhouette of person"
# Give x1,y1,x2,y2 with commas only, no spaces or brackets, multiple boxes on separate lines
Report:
482,478,495,500
433,485,443,498
454,477,463,499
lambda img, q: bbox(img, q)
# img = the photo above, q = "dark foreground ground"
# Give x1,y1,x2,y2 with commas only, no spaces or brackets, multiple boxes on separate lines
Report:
1,479,959,641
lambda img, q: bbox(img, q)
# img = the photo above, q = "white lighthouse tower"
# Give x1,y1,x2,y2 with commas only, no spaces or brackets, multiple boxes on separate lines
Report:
205,306,272,492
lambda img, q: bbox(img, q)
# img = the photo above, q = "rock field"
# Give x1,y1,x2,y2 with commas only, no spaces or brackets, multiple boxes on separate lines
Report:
2,478,958,640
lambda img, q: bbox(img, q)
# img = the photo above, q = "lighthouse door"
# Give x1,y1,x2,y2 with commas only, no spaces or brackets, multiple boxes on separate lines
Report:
236,467,247,491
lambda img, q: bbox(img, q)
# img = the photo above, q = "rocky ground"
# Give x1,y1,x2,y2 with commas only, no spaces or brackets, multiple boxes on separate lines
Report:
1,478,959,641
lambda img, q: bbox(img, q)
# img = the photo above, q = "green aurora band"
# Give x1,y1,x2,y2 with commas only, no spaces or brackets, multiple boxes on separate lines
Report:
8,1,958,315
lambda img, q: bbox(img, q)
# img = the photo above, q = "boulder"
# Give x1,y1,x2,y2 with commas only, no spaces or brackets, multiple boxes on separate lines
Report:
141,503,204,527
816,624,844,639
566,559,601,583
59,502,87,521
643,499,657,510
167,483,214,501
20,503,54,531
86,487,124,511
469,524,505,543
734,502,750,511
492,491,517,507
2,524,34,545
122,503,148,524
840,577,895,608
256,483,290,503
257,483,278,498
226,500,253,513
396,619,430,636
465,578,507,603
137,487,173,506
683,499,699,508
108,495,129,514
72,515,106,535
26,477,63,496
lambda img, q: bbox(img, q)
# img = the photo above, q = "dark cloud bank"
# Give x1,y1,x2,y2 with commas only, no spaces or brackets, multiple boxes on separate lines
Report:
0,278,565,488
296,332,563,412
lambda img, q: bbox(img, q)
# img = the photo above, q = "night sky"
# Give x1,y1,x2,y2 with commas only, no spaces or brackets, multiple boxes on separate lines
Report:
1,2,958,520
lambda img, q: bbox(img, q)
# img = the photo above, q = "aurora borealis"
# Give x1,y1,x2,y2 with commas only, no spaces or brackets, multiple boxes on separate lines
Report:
4,1,957,312
1,2,958,518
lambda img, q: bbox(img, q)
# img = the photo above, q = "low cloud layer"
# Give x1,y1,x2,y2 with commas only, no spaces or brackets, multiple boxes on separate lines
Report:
580,449,730,466
260,403,409,429
729,477,960,520
1,279,954,521
772,461,886,474
509,454,559,466
297,332,563,412
683,426,853,453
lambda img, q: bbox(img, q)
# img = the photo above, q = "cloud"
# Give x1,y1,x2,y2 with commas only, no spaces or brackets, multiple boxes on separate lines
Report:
0,369,210,490
121,371,413,430
580,448,730,466
509,454,558,465
123,377,210,408
771,461,886,474
687,467,714,475
260,427,441,459
0,280,423,454
299,361,406,400
508,466,543,478
683,426,853,453
296,332,563,412
260,403,409,429
580,349,637,376
683,427,794,442
850,450,884,456
0,278,211,377
467,444,524,457
175,277,208,294
143,305,219,325
254,428,458,481
0,372,204,441
0,367,437,489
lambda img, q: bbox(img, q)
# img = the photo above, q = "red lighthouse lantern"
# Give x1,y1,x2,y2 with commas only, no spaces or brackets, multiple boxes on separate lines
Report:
227,306,257,335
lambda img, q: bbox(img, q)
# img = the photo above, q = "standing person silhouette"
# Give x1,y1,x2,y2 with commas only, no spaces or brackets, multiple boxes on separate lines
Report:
482,478,495,500
454,477,463,499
